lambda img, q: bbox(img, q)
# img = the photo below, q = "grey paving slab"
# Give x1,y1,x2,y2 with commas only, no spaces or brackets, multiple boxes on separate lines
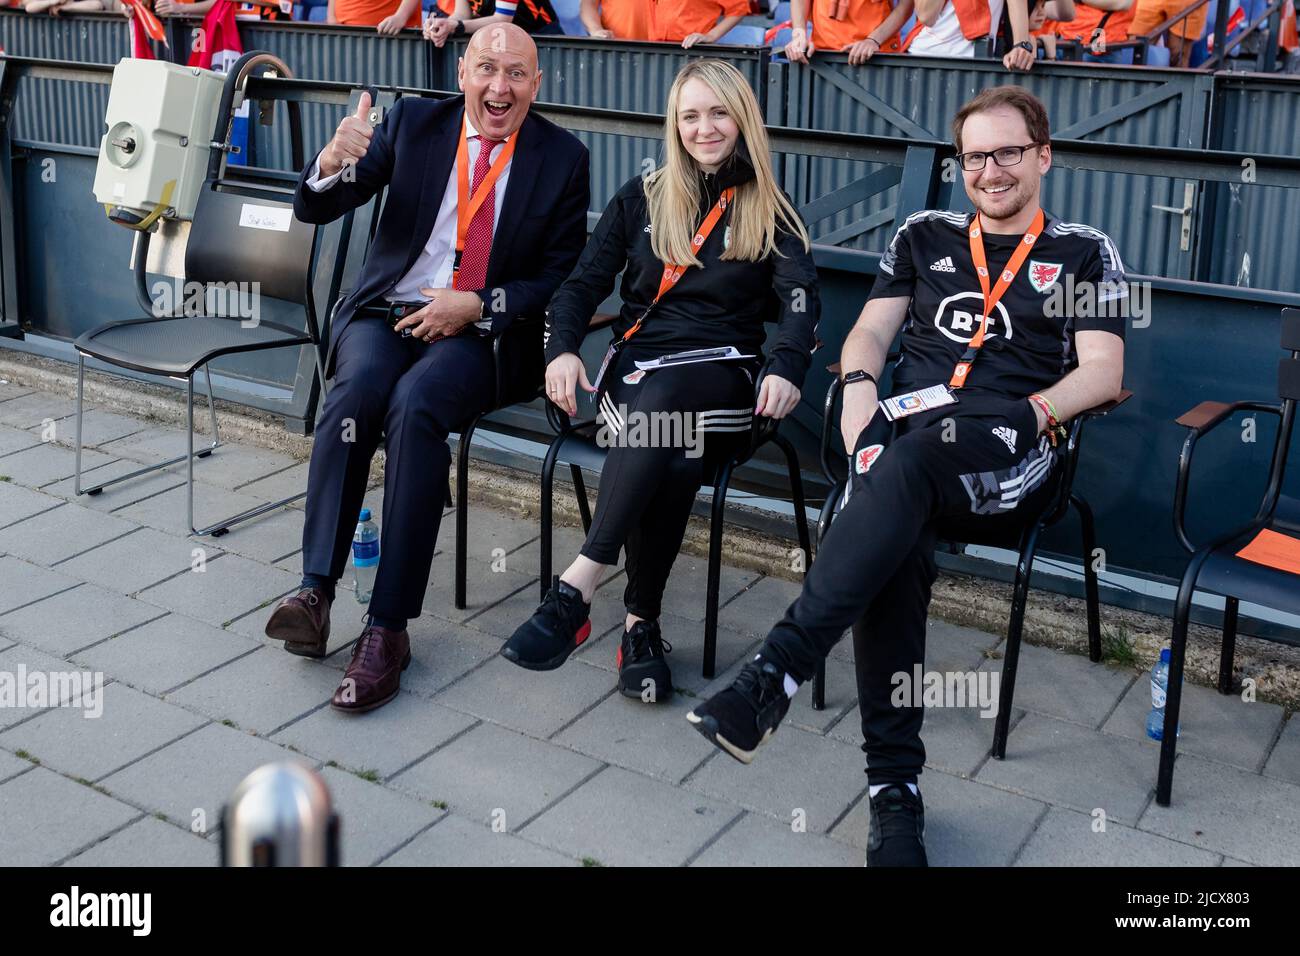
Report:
0,584,165,656
830,768,1047,866
502,522,624,578
166,646,340,735
318,766,442,867
0,557,79,614
137,552,299,625
974,714,1156,826
522,765,738,867
272,692,476,779
381,812,578,866
103,430,298,490
1263,714,1300,786
112,481,286,538
434,656,615,739
0,393,80,429
659,554,761,624
0,383,35,402
0,747,33,782
1102,677,1285,774
63,815,217,867
0,442,117,488
40,460,188,512
0,503,137,566
99,721,313,831
34,408,150,449
0,643,98,729
828,699,1009,780
553,691,721,784
55,527,219,596
684,723,868,834
448,505,542,566
236,462,310,503
390,721,601,829
0,682,205,781
0,766,140,865
1015,806,1221,866
0,480,64,529
784,651,858,734
978,641,1136,728
0,424,41,457
365,621,505,699
73,613,260,695
717,574,803,636
690,811,863,867
423,563,536,626
1136,753,1300,866
198,506,305,565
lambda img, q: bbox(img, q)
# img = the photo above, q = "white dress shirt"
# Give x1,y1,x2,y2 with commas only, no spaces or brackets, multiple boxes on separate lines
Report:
306,114,513,329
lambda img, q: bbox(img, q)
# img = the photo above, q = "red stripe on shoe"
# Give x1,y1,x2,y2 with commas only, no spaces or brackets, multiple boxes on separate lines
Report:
575,620,591,647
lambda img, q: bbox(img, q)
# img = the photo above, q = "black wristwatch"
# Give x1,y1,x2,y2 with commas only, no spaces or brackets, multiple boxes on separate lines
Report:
452,18,466,36
842,369,877,387
1016,39,1034,53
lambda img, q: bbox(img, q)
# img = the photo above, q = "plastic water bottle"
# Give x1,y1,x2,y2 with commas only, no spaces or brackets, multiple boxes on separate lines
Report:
351,508,379,604
1146,647,1181,740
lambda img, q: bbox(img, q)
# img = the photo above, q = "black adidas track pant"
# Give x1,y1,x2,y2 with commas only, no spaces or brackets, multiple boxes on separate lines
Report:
759,394,1057,785
580,349,757,621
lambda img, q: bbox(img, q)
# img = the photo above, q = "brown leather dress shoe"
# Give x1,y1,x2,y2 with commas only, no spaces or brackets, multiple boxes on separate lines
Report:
331,624,411,713
265,587,332,658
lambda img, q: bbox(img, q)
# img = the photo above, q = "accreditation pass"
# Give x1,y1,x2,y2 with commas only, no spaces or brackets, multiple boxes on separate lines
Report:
878,384,958,422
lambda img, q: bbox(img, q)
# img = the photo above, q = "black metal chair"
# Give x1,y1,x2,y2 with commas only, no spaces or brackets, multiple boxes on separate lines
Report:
811,357,1131,763
73,183,326,536
537,314,814,678
1159,306,1300,806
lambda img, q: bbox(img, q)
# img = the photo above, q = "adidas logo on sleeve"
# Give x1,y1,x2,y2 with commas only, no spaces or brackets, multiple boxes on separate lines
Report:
929,256,957,273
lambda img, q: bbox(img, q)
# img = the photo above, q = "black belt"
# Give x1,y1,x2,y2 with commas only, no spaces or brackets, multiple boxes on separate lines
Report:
355,300,426,328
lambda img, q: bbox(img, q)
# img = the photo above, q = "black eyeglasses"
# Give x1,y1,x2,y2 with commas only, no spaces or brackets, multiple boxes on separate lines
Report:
956,143,1041,172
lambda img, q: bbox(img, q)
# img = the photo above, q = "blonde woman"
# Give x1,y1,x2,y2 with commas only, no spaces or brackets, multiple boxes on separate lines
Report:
502,59,820,701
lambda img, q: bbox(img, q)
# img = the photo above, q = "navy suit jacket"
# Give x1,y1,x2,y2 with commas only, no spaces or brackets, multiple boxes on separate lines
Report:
294,94,590,391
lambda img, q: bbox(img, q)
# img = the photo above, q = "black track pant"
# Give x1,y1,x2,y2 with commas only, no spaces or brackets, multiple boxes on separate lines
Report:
579,350,755,621
758,394,1056,785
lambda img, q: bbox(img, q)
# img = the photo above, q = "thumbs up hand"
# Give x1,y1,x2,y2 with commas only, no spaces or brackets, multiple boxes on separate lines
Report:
320,91,375,179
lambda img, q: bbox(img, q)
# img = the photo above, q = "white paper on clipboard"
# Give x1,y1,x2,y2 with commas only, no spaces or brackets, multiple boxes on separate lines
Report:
634,347,756,371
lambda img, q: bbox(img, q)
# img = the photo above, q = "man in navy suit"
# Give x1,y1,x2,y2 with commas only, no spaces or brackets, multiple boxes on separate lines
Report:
265,23,590,714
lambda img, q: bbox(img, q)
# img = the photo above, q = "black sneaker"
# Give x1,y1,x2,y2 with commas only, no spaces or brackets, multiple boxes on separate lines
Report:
502,576,592,671
686,656,790,764
866,784,928,867
616,619,673,702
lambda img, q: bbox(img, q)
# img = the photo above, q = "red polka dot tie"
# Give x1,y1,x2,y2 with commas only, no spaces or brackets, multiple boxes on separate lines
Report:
454,136,502,292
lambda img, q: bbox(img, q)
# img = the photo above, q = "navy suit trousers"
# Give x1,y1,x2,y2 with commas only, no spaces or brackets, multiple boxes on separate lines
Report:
301,316,495,620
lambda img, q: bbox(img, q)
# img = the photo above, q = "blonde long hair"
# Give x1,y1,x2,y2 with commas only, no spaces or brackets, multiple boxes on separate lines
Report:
645,59,810,267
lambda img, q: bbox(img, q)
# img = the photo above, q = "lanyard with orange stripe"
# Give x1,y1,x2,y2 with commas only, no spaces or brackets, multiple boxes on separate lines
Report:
452,114,517,284
590,187,735,395
948,208,1045,389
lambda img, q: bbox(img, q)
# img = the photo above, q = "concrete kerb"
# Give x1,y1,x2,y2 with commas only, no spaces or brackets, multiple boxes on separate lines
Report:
5,351,1299,709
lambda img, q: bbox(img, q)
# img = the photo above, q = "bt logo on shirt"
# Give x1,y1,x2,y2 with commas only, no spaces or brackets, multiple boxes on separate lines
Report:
933,292,1015,344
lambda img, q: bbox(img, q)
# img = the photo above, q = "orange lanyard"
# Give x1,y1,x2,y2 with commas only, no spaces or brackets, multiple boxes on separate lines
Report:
454,114,517,277
621,186,734,344
949,207,1045,389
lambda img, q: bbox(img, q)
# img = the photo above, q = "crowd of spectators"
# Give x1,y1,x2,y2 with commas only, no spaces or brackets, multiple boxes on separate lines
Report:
8,0,1299,71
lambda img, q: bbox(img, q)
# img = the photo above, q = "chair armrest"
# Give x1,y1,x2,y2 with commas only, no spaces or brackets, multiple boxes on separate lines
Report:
820,364,845,485
1172,399,1283,553
1081,387,1133,419
588,312,618,333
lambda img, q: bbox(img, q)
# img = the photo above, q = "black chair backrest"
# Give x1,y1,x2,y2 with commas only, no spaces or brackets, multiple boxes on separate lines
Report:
185,187,316,305
1280,308,1300,402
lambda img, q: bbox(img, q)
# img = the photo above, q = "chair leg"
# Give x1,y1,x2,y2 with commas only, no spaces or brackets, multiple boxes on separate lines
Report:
704,462,733,680
1219,596,1239,695
1072,494,1103,663
539,435,564,601
74,355,89,496
454,417,479,611
810,484,841,712
774,433,818,707
201,366,219,456
992,522,1042,760
1158,560,1202,807
570,464,592,534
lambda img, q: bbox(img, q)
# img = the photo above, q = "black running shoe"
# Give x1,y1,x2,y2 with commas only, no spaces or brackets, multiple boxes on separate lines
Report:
616,619,673,702
866,784,928,867
686,656,790,764
502,576,592,671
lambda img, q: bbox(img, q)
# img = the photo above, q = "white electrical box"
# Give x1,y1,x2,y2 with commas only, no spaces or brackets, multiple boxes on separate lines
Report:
93,58,226,225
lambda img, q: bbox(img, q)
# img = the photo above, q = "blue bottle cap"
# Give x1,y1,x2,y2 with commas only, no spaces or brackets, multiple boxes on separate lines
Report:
358,508,371,522
1160,647,1171,663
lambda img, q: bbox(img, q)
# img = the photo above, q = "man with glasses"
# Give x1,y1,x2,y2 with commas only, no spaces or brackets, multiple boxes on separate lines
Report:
688,86,1126,866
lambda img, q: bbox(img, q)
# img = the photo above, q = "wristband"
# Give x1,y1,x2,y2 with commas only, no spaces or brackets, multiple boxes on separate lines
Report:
842,369,877,388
